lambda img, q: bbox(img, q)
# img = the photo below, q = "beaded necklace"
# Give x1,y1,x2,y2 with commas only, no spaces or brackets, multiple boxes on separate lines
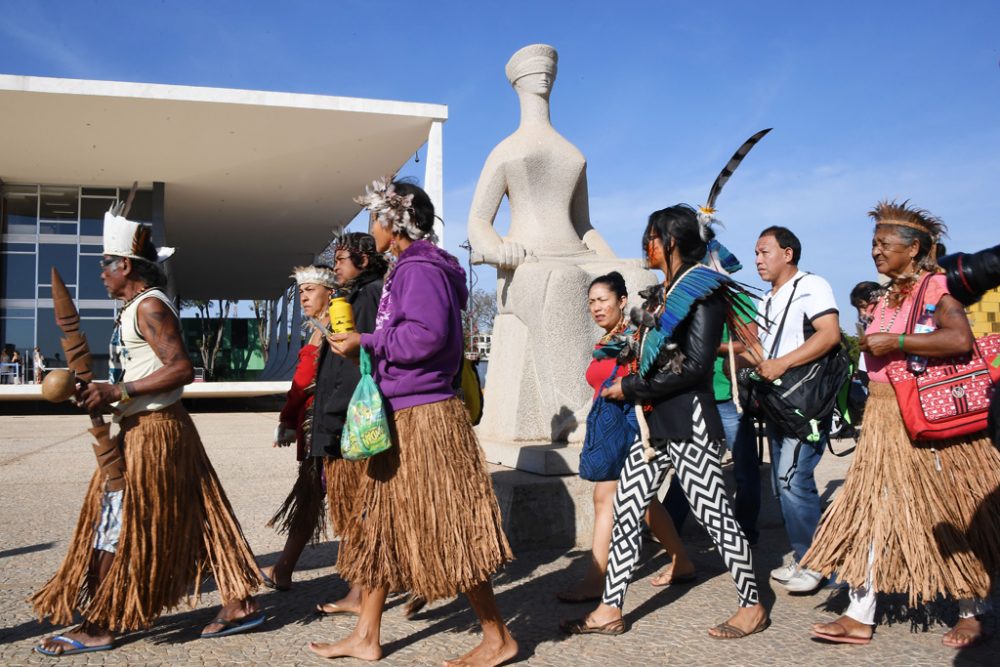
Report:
876,288,903,333
113,287,149,328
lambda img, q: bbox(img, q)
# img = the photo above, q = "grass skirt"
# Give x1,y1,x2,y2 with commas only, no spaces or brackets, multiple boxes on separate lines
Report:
337,397,512,602
267,458,327,543
31,404,260,631
802,383,1000,604
325,457,365,537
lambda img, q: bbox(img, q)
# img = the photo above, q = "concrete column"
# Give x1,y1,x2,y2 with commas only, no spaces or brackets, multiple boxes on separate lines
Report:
151,182,178,304
423,119,444,246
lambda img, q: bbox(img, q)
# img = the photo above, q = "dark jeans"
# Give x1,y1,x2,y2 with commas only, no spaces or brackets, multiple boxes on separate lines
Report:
663,400,761,544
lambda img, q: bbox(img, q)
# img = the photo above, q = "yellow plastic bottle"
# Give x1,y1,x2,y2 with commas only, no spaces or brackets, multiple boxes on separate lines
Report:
328,296,355,334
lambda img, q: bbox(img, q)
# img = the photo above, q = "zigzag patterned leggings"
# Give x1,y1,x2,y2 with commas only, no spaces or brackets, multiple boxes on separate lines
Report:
602,399,760,609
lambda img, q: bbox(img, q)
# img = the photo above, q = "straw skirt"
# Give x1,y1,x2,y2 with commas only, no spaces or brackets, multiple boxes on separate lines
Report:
31,404,260,631
802,382,1000,604
325,457,365,536
337,397,512,602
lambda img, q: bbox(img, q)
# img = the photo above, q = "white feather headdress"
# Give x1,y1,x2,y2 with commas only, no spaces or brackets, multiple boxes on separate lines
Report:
291,265,336,289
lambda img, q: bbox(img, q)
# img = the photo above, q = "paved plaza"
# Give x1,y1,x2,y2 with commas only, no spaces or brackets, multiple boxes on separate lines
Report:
1,410,995,666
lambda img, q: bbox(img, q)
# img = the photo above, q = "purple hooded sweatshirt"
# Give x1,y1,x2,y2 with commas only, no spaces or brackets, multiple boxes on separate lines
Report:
360,240,468,412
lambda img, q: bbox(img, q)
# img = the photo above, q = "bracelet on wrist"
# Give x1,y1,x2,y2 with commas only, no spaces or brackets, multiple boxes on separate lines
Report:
117,381,132,403
898,333,906,351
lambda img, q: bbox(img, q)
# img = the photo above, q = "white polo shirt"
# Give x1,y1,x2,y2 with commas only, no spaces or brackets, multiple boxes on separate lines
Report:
758,270,839,359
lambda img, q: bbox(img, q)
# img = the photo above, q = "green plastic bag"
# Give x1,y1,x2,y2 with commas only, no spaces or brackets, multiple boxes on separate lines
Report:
340,348,392,460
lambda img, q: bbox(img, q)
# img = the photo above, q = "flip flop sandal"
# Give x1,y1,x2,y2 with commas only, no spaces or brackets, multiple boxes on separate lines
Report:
650,571,698,588
709,618,771,640
260,571,290,592
560,617,626,636
811,631,872,645
200,611,266,639
315,602,359,617
811,621,872,645
35,635,114,656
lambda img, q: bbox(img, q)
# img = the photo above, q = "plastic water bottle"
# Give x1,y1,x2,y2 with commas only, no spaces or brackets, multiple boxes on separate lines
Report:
907,304,936,374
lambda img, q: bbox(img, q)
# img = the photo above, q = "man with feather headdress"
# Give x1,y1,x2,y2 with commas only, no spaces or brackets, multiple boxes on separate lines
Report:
31,207,263,656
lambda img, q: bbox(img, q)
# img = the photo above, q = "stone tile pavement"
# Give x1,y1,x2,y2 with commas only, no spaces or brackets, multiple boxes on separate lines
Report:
1,411,995,666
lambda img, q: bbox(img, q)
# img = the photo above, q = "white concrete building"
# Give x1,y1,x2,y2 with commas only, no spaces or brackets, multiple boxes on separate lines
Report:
0,74,446,385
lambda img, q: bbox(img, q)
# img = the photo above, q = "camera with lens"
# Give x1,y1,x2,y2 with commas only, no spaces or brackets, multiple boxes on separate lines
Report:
938,243,1000,306
938,243,1000,446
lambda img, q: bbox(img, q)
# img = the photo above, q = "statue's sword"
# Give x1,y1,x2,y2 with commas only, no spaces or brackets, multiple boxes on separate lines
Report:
51,267,126,491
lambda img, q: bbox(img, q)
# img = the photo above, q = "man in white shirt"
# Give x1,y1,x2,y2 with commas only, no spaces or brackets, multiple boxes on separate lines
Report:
753,226,841,594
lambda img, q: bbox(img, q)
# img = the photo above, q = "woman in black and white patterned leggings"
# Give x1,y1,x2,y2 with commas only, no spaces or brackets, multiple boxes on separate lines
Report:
561,204,768,640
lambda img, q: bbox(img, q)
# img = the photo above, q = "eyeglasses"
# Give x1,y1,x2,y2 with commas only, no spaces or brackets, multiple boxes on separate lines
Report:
99,258,121,270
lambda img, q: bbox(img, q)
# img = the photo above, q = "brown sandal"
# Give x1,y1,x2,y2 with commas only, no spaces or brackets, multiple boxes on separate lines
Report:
560,617,626,636
709,618,770,640
811,620,873,645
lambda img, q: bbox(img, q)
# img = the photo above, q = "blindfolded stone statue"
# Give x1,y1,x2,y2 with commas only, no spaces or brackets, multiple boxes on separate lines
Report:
468,44,653,452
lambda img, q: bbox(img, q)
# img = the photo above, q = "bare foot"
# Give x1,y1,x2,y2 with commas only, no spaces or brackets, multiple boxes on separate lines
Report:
37,624,113,655
943,616,984,648
317,588,363,616
202,597,260,636
707,604,769,639
650,561,696,587
811,615,873,642
443,633,518,667
308,632,383,661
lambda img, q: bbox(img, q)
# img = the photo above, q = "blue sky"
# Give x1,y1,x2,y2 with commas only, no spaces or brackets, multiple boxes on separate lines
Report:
2,0,998,327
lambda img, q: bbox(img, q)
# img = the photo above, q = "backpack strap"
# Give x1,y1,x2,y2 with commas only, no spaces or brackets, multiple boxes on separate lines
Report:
766,274,807,360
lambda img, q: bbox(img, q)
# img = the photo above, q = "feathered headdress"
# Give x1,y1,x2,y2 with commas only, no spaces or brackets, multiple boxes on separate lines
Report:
290,265,336,289
696,128,772,237
353,176,438,244
102,198,175,263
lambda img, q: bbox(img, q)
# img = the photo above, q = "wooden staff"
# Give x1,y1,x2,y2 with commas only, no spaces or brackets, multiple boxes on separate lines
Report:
51,267,126,491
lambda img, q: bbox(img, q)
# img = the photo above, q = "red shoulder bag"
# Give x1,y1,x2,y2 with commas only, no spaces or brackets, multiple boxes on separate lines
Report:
885,276,1000,441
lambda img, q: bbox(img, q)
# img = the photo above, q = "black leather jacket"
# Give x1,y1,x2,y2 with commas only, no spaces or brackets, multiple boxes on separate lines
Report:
621,285,727,443
309,274,383,458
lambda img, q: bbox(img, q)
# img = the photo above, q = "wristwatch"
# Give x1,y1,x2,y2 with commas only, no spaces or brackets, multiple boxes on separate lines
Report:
117,381,132,403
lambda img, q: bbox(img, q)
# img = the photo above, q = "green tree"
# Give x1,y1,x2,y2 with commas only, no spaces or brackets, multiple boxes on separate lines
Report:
181,299,234,379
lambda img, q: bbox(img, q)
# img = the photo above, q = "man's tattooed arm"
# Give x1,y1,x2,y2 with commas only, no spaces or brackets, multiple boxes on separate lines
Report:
124,297,195,397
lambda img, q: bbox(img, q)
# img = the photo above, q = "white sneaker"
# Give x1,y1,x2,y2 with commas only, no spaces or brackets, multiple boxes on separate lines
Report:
782,567,823,593
770,558,799,583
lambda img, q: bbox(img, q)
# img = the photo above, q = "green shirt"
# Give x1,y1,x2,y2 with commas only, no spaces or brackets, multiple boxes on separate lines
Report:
713,293,757,402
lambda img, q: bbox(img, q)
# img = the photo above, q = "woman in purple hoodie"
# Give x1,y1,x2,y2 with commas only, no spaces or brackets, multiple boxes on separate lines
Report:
311,179,517,667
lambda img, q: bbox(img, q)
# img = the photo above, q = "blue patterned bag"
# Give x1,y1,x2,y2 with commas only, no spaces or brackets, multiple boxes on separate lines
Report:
579,365,638,482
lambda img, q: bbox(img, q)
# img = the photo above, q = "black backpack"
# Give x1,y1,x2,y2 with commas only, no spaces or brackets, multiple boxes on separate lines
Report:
738,275,851,443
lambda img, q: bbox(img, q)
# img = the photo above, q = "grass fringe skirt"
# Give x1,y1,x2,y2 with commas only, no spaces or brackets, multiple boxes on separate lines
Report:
337,397,513,602
30,403,261,631
267,458,327,543
325,457,365,537
802,383,1000,604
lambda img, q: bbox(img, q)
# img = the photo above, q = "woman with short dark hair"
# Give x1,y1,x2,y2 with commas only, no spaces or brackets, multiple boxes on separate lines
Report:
557,271,694,603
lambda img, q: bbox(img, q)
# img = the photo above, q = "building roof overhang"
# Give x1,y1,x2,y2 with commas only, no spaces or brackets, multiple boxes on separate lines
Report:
0,75,447,299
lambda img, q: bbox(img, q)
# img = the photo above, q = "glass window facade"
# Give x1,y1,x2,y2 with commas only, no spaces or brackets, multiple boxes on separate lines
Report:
0,184,155,377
